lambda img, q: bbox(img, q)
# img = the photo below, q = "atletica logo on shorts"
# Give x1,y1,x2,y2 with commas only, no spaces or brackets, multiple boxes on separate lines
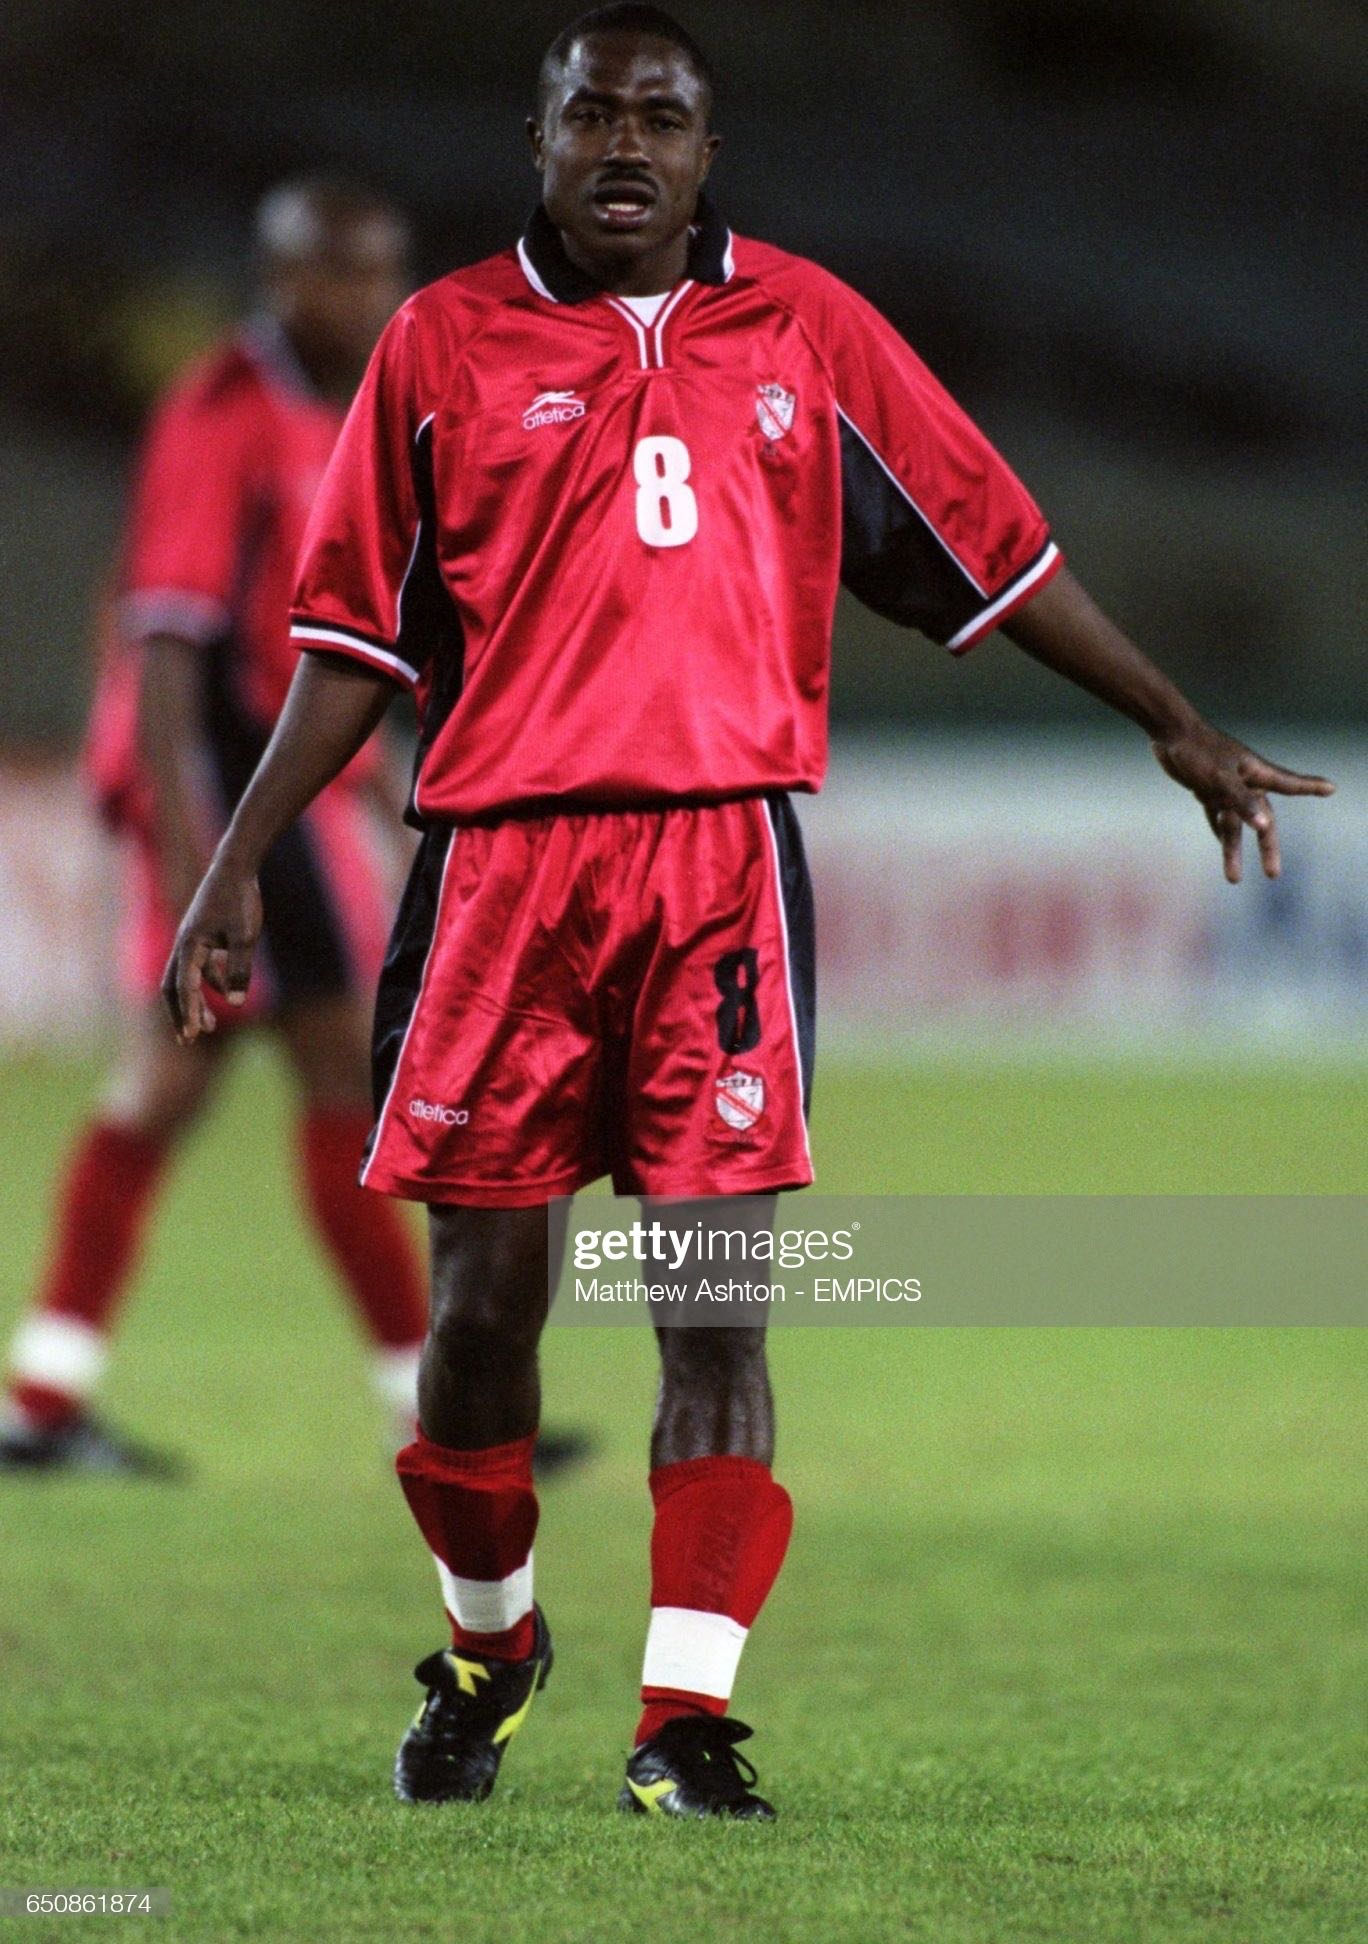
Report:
715,1071,766,1130
409,1098,469,1126
523,389,586,431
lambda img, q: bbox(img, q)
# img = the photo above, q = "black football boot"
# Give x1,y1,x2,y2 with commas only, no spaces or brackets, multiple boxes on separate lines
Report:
394,1604,553,1804
618,1715,776,1820
0,1414,185,1479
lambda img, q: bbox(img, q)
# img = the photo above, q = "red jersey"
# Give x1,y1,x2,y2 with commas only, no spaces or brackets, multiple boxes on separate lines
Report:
93,319,377,830
82,597,149,834
290,198,1060,822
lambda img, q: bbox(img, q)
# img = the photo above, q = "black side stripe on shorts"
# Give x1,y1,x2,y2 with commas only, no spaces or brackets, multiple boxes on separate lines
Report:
366,826,455,1151
764,793,817,1117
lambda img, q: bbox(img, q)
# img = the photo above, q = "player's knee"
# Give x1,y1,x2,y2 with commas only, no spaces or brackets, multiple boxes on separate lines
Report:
658,1324,768,1386
426,1281,544,1376
104,1059,216,1144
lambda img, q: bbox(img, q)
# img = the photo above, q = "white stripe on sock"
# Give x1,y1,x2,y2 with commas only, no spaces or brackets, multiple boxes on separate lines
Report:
641,1606,749,1701
8,1314,107,1397
435,1553,534,1634
371,1344,422,1414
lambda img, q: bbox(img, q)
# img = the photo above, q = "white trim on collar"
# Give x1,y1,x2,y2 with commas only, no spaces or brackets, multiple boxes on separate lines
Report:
516,235,559,302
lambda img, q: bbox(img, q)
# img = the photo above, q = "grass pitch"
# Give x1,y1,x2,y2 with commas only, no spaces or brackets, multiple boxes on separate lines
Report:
0,1048,1364,1942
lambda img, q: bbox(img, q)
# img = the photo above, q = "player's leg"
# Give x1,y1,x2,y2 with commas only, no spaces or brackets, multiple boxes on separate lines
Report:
391,1201,560,1804
273,989,428,1444
363,818,601,1802
611,798,812,1817
617,1197,793,1818
650,1234,776,1472
1,1002,227,1474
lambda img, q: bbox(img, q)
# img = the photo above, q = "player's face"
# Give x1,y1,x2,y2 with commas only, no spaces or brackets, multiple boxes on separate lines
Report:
531,33,719,289
271,216,410,384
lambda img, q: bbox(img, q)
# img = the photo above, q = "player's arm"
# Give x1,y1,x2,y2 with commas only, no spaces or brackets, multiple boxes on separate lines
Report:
164,302,432,1041
119,372,254,878
162,652,395,1041
357,720,422,890
137,634,217,918
1002,566,1333,882
812,267,1333,880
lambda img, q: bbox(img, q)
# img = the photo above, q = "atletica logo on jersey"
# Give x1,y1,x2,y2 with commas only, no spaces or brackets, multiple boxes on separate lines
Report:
715,1071,766,1130
409,1098,469,1126
523,389,587,431
755,383,795,442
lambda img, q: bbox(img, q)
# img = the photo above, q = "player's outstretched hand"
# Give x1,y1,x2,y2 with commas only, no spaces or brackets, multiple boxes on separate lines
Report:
1152,725,1334,883
161,860,264,1041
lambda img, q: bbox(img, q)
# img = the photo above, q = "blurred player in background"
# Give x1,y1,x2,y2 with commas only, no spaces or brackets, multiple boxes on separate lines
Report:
2,180,430,1472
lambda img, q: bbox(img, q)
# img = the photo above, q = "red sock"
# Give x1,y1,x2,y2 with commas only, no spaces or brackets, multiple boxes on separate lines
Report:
396,1430,539,1661
635,1456,793,1745
6,1120,168,1431
298,1108,427,1351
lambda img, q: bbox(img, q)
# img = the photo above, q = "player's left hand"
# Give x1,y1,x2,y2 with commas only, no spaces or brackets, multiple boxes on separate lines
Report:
1152,726,1334,883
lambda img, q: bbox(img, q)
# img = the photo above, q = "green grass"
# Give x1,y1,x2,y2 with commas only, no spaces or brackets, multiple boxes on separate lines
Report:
0,1049,1364,1941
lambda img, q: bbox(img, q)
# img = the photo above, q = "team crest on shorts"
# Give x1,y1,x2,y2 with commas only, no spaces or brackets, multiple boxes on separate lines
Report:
715,1070,766,1130
755,383,796,442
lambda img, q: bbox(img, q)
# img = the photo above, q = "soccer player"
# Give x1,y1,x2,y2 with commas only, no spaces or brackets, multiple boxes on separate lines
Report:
161,7,1333,1816
0,179,430,1471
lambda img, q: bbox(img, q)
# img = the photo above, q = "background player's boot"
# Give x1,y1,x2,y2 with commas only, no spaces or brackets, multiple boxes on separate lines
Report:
533,1425,595,1479
394,1605,553,1804
0,1413,186,1480
618,1715,776,1820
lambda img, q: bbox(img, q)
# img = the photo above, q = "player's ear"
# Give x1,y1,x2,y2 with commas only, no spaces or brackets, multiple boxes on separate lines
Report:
698,132,722,184
528,117,547,172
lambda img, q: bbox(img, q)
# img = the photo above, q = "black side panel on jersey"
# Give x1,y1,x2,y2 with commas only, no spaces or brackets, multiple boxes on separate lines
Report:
368,825,454,1128
199,633,353,1005
765,794,816,1116
402,418,466,830
837,414,984,645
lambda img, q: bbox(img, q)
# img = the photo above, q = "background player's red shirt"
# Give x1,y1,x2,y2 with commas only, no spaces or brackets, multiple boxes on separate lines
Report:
88,318,378,833
290,198,1060,822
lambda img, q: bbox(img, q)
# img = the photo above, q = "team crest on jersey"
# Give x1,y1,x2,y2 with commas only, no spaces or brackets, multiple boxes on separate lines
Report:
755,383,796,442
523,389,586,431
715,1070,766,1131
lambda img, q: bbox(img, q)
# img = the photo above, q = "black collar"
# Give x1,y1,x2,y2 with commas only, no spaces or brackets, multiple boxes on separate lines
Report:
517,192,733,303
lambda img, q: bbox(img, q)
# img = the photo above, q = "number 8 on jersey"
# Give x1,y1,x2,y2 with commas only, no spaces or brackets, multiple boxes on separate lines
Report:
633,435,697,548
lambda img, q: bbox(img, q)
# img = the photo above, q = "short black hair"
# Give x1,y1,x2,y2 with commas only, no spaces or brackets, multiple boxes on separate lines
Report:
537,6,715,121
254,174,407,265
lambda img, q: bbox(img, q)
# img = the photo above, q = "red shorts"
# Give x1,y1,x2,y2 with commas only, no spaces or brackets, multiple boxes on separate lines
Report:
362,796,816,1205
119,780,393,1018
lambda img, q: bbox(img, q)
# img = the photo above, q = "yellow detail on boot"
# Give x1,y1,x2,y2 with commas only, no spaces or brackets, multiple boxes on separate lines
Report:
445,1652,493,1699
627,1776,678,1815
491,1661,545,1746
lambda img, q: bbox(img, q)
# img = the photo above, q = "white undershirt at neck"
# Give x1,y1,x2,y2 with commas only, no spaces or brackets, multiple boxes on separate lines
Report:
615,291,673,326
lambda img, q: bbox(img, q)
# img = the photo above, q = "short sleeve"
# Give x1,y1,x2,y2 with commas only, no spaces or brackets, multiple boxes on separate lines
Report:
289,306,437,690
119,379,253,647
821,276,1061,651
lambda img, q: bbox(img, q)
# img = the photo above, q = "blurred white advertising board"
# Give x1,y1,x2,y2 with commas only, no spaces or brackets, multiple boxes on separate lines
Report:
803,734,1365,1053
0,735,1362,1052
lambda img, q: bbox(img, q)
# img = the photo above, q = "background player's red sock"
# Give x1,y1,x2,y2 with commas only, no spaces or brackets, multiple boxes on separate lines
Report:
396,1430,539,1660
297,1108,427,1428
4,1119,169,1433
636,1455,794,1744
